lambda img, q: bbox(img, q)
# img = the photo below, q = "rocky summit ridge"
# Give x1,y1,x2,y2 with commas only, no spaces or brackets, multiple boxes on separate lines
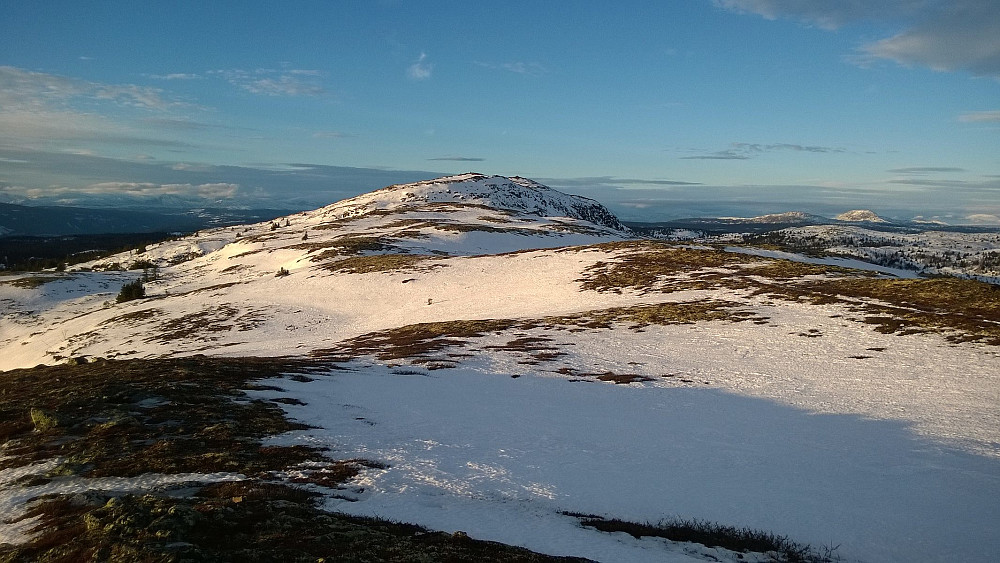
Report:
314,173,629,232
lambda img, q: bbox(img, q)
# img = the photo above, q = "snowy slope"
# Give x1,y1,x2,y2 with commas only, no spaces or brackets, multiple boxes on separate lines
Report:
2,175,999,562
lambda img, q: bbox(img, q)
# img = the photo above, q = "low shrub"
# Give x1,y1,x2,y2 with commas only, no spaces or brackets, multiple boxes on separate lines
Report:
116,279,145,303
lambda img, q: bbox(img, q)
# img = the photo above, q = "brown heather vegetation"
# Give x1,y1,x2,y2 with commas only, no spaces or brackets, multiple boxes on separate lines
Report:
577,242,1000,345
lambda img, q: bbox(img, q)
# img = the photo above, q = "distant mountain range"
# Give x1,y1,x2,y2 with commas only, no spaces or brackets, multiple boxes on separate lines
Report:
626,209,997,235
0,202,288,237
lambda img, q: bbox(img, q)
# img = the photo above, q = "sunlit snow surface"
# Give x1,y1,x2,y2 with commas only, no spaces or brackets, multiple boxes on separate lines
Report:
256,313,1000,563
2,176,999,561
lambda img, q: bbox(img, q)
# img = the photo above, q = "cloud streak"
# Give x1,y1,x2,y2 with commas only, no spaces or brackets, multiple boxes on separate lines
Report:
681,142,846,160
538,176,702,188
476,61,547,76
427,156,485,162
958,110,1000,122
887,166,966,173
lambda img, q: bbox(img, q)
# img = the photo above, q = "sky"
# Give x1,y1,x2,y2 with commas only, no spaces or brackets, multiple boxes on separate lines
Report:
1,0,998,223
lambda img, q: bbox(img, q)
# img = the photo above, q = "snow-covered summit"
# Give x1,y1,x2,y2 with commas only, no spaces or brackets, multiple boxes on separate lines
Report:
835,209,888,223
315,173,629,232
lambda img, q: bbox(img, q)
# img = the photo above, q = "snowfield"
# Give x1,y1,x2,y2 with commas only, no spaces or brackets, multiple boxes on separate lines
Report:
2,174,999,562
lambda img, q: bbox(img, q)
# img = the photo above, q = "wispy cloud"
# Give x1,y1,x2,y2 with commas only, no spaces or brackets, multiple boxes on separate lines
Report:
717,0,1000,78
0,65,178,111
139,117,230,131
680,150,750,160
476,61,547,76
209,68,326,96
427,156,485,162
408,52,433,80
958,110,1000,122
888,166,966,173
681,142,846,160
312,130,355,139
887,177,1000,192
538,176,702,188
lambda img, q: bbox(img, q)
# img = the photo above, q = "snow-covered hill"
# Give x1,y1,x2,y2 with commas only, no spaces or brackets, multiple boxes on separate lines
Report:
742,225,1000,283
317,173,629,232
835,209,889,223
2,175,999,563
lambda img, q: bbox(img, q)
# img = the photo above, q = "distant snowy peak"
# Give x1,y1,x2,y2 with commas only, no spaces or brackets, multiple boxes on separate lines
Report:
747,211,819,224
836,209,889,223
319,173,629,232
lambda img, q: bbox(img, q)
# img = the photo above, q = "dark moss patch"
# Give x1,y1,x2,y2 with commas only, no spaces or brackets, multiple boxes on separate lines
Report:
321,318,520,362
762,277,1000,345
0,276,68,289
322,301,761,366
298,236,396,260
3,485,587,563
576,241,747,294
0,357,322,478
565,513,837,563
552,368,652,385
575,241,1000,345
318,254,445,274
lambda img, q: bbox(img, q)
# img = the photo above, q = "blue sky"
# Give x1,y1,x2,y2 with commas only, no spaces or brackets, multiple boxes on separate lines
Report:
1,1,998,222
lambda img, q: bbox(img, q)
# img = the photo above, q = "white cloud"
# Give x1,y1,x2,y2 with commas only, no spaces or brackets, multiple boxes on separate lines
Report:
408,52,433,80
965,213,1000,224
958,110,1000,122
716,1,1000,78
860,2,1000,77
